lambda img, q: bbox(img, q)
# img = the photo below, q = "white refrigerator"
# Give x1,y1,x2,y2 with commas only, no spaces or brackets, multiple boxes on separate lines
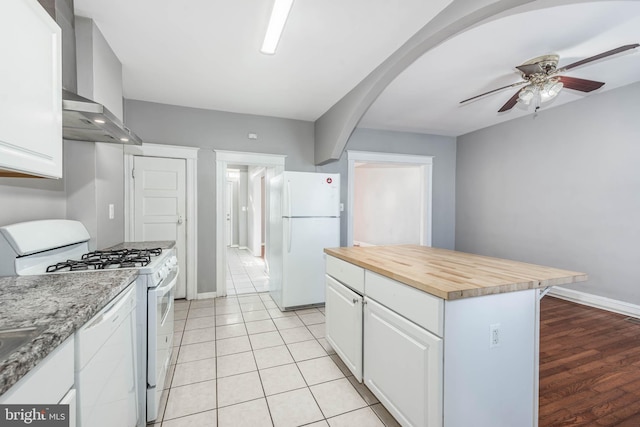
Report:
269,171,340,310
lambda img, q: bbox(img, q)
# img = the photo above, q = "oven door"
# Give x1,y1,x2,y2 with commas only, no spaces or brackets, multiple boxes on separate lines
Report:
146,266,177,420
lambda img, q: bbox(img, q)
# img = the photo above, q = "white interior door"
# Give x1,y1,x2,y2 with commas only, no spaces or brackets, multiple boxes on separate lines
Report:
134,156,187,298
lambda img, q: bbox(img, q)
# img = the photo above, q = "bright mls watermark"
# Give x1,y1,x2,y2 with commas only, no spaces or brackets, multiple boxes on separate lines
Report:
0,405,69,426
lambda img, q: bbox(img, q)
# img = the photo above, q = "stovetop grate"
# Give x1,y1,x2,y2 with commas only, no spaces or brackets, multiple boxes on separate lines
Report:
46,248,163,273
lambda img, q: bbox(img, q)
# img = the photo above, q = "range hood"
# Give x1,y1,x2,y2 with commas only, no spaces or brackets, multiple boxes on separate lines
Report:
62,89,142,144
38,0,142,145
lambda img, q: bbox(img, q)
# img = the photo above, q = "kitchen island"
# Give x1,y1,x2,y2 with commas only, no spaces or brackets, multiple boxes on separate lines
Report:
324,245,587,427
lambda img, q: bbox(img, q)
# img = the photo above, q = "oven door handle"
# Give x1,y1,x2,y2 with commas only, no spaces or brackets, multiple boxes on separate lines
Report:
157,267,178,325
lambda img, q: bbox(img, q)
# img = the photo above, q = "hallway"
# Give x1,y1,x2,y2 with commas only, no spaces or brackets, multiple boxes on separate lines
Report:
226,247,270,295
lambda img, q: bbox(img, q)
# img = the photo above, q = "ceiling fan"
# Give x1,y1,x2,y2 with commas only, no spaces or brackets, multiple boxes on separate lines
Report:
460,43,639,113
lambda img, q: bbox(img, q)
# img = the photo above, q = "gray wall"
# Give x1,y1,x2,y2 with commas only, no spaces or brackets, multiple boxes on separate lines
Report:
124,99,316,293
0,178,66,226
319,128,457,250
456,82,640,304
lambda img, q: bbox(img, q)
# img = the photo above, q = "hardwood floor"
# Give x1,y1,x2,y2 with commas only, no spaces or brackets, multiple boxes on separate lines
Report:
539,296,640,426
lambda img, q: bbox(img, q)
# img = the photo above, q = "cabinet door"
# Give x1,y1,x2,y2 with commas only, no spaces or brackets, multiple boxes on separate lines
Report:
325,275,363,381
364,298,443,427
0,0,62,178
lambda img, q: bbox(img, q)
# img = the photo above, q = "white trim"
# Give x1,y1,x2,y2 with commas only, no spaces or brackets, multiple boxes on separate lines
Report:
196,291,218,300
548,287,640,319
124,143,199,301
215,151,286,297
346,150,433,247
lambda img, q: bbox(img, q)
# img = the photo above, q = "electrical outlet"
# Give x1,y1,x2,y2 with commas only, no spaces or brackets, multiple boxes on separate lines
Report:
490,323,501,349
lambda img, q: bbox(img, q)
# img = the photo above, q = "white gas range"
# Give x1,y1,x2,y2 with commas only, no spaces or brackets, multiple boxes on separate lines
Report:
0,219,177,426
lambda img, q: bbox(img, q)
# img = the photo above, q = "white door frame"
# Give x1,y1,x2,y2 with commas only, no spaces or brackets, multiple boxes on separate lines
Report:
124,143,199,300
215,150,285,297
347,150,433,247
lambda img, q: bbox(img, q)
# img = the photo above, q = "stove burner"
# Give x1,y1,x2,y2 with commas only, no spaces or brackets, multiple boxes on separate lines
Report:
46,248,163,273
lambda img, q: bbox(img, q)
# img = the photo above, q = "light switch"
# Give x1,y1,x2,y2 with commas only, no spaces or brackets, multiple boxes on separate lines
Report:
108,204,115,219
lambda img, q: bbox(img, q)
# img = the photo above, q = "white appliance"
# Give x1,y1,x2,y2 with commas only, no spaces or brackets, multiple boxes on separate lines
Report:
269,172,340,310
0,219,178,427
75,283,137,427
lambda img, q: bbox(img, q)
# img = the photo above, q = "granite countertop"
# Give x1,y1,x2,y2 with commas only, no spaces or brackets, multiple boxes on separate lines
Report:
105,240,175,251
0,270,138,396
325,245,588,300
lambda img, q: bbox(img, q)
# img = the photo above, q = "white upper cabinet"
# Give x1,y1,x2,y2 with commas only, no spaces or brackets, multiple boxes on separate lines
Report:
0,0,62,178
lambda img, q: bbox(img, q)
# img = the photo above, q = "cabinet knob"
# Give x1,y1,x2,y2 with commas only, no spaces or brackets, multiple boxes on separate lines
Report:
352,298,358,304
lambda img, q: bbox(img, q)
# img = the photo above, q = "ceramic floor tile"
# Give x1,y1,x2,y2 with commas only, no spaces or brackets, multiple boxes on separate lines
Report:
217,371,265,407
327,407,384,427
316,338,336,355
215,312,244,326
161,410,217,427
175,299,190,309
253,345,295,369
287,339,327,362
172,357,217,387
216,351,257,378
215,298,239,307
185,316,216,331
347,375,379,405
177,340,217,364
297,356,344,386
188,306,216,319
267,308,296,319
217,398,273,427
259,293,274,302
241,310,271,322
272,316,304,330
304,422,329,427
216,335,252,357
181,327,216,345
259,363,307,396
237,295,263,304
329,354,353,377
173,331,183,347
246,319,277,335
279,326,315,344
294,308,320,315
299,312,326,326
249,331,285,350
174,310,188,320
263,301,280,310
174,319,186,331
190,299,216,308
164,379,217,420
241,302,267,312
307,323,326,339
164,363,176,390
266,388,324,427
310,378,367,418
216,323,247,340
215,304,242,315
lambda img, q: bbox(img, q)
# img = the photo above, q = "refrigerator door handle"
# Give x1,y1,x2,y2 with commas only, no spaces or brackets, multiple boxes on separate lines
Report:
287,218,293,253
286,180,292,218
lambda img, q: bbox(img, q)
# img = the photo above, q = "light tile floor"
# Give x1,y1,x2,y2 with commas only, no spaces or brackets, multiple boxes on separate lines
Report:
226,248,270,295
151,293,401,426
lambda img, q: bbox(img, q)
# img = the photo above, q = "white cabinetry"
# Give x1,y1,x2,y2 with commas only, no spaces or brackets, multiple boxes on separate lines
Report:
325,255,539,427
325,275,363,380
0,0,62,178
0,336,76,427
364,298,442,427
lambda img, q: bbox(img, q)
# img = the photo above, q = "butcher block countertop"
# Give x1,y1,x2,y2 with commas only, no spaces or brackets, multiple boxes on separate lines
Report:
324,245,587,300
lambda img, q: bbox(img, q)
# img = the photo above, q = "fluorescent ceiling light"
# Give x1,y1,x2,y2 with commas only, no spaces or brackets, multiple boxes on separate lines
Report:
261,0,294,55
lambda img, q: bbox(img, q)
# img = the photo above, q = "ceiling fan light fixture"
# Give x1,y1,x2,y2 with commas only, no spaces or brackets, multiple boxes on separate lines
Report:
517,86,536,105
260,0,295,55
540,80,563,102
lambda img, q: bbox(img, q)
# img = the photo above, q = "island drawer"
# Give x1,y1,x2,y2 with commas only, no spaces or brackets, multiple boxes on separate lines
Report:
366,271,444,337
326,255,364,294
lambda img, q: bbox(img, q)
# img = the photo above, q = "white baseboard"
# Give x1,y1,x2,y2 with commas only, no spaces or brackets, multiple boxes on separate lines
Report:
196,291,217,300
548,287,640,319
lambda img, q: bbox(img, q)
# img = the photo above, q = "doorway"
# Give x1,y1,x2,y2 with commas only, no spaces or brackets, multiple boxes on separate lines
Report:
347,151,433,247
124,143,199,300
215,151,285,297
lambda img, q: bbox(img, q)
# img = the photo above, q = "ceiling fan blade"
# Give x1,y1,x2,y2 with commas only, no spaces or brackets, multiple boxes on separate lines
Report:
558,44,639,72
460,80,528,104
515,63,542,75
498,89,523,113
557,76,605,92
